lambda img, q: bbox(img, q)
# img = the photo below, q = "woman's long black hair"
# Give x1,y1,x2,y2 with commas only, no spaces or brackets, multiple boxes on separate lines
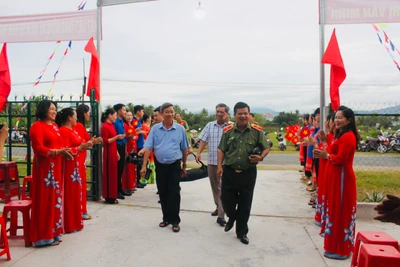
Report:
334,106,360,145
101,108,116,123
76,104,90,125
55,107,75,127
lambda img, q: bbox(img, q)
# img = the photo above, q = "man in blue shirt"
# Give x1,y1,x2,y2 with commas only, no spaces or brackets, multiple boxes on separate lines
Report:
113,103,131,199
140,102,189,233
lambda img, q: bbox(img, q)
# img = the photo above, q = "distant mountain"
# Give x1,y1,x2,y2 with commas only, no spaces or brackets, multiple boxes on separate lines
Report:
251,107,279,116
355,105,400,115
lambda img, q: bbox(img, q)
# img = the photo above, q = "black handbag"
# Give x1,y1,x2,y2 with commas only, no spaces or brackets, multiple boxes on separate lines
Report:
181,154,208,182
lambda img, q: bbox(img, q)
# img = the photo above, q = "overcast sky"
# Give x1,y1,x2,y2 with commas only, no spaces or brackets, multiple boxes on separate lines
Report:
1,0,400,114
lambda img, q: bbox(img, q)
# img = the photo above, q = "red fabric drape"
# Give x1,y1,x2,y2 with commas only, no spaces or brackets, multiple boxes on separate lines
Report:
84,37,100,100
0,43,11,112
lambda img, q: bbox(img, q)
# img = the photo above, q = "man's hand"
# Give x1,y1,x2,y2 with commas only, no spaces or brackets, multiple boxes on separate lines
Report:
140,166,147,178
248,154,262,163
181,166,186,178
374,194,400,225
138,148,145,156
195,153,201,163
216,166,223,179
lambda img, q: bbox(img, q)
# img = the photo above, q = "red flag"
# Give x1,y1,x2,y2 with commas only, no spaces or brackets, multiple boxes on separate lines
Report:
0,43,11,112
291,136,299,145
284,131,295,141
84,37,100,100
285,125,291,132
290,124,299,133
321,29,346,111
299,128,311,138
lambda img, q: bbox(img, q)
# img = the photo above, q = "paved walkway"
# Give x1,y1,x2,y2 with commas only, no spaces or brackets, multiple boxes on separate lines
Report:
1,170,400,267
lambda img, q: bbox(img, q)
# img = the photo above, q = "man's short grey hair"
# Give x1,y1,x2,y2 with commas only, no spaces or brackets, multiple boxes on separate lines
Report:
216,103,230,114
160,102,174,113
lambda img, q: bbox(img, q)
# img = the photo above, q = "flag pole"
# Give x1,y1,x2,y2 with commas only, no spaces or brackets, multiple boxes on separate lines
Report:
319,0,326,130
96,1,103,199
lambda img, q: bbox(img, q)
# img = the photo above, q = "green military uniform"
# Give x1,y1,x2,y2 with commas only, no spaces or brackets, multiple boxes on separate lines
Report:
218,123,269,239
218,123,269,170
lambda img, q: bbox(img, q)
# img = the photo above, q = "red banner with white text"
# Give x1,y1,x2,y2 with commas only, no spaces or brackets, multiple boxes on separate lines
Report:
323,0,400,25
0,10,98,43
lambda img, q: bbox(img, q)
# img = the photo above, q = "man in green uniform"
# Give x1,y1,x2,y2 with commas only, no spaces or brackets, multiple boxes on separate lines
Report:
217,102,270,245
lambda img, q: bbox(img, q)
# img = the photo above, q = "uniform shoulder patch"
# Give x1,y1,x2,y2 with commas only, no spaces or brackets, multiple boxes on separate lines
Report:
224,125,233,132
251,124,262,131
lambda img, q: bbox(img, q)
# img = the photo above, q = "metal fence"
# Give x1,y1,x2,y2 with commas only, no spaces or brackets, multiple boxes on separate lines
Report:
341,102,400,198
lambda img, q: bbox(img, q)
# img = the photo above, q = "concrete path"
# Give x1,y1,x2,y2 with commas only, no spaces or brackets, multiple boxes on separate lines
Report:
1,170,400,267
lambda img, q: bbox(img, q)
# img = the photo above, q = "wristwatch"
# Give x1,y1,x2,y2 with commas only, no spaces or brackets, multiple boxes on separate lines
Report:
182,164,187,168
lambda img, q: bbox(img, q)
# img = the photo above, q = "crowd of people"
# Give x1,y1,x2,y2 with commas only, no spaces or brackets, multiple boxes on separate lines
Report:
297,106,359,260
7,99,397,254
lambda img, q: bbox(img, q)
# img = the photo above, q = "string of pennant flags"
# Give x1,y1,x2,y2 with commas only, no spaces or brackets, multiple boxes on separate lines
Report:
47,1,87,96
33,41,61,87
20,1,88,115
372,23,400,72
47,41,72,96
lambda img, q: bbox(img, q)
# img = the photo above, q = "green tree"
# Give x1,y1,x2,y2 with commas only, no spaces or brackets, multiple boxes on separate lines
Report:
272,111,300,127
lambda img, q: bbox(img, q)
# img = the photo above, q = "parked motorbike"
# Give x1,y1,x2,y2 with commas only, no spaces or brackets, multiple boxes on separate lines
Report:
376,129,390,154
264,132,273,149
387,131,400,153
275,128,287,151
10,130,27,144
189,128,201,148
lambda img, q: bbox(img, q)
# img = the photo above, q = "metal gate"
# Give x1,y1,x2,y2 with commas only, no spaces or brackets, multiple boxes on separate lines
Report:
0,91,101,200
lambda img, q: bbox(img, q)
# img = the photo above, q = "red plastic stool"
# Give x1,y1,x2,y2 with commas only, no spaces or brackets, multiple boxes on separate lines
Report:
0,216,11,261
21,175,33,200
351,231,399,267
357,244,400,267
2,200,32,247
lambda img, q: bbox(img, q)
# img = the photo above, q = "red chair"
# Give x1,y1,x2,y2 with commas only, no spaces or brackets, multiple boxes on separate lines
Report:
0,216,11,261
0,161,20,203
351,231,399,267
2,200,32,247
21,175,33,200
357,244,400,267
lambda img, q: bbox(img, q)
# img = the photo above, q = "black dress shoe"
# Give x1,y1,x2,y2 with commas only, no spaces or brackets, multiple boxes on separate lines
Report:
238,234,249,245
216,218,226,227
224,219,235,232
211,209,218,216
137,183,145,188
117,193,125,200
121,190,132,196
